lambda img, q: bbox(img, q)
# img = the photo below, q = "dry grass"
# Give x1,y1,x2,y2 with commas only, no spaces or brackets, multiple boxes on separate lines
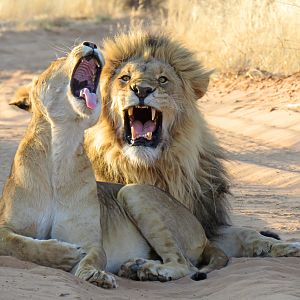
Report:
0,0,124,21
158,0,300,75
1,0,300,75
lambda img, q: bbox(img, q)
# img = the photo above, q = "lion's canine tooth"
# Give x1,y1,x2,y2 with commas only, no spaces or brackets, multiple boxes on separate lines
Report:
151,108,156,120
128,107,133,116
145,132,152,140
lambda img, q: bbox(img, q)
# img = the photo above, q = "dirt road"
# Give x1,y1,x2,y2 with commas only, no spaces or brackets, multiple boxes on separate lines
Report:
0,22,299,299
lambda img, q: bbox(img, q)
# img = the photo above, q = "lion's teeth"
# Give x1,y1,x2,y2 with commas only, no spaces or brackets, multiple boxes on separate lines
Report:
145,132,152,140
128,107,133,116
151,108,156,120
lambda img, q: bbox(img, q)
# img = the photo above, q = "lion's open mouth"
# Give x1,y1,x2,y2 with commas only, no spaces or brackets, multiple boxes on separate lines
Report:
71,54,102,109
124,106,162,147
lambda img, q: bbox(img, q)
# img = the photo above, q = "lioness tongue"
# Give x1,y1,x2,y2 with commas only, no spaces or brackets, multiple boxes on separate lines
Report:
80,88,98,109
131,120,156,139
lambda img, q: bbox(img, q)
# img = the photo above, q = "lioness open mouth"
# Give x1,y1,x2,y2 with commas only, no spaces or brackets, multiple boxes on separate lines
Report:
71,54,102,109
124,106,162,147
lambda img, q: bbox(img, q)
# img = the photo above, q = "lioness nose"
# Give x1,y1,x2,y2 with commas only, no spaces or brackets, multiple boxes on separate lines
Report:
83,41,97,49
131,85,155,100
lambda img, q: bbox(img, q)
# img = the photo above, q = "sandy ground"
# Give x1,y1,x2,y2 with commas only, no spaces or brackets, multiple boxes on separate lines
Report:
0,21,300,300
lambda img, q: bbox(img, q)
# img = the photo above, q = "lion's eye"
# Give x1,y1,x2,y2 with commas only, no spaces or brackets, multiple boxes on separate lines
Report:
158,76,168,84
120,75,131,82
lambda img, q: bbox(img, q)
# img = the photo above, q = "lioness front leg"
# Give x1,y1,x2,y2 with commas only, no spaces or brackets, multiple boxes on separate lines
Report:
117,184,202,281
53,204,117,289
0,227,83,270
74,245,116,288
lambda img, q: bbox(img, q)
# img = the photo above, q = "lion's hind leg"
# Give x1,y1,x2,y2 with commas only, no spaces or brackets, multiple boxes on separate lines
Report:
215,226,300,258
270,242,300,257
192,242,228,280
0,227,83,270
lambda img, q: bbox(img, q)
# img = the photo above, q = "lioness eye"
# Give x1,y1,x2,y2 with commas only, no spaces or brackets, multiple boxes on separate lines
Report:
158,76,168,83
120,75,131,82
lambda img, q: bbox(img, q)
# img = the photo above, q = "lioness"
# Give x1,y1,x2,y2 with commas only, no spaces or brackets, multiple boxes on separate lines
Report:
2,42,228,287
1,42,117,288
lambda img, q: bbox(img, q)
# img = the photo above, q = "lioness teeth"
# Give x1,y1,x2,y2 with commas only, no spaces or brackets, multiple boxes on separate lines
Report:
151,108,156,121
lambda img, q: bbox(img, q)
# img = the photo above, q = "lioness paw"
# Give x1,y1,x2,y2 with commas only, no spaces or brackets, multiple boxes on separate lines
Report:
76,268,117,289
89,270,117,289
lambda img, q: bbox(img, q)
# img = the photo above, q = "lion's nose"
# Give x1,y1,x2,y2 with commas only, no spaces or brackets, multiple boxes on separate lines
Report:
131,85,155,100
83,41,97,49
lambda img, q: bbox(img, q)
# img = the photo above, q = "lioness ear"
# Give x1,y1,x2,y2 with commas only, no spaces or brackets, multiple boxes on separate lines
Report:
9,84,32,112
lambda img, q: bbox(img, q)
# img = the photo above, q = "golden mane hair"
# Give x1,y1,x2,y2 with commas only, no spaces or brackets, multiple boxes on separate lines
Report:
86,31,231,237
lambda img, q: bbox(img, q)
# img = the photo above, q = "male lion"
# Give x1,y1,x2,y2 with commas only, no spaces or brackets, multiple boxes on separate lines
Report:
2,42,229,287
84,31,300,258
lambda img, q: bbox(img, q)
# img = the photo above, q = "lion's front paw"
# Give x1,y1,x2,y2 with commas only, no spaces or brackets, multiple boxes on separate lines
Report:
76,267,117,288
118,258,157,280
138,262,189,282
119,258,189,282
271,242,300,257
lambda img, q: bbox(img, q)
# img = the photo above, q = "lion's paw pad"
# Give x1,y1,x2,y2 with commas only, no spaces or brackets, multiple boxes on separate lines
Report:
138,263,174,282
118,258,160,280
118,258,184,282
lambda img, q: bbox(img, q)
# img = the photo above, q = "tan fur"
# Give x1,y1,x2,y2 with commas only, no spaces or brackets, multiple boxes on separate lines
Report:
1,42,228,286
85,31,300,259
0,43,117,288
10,32,300,277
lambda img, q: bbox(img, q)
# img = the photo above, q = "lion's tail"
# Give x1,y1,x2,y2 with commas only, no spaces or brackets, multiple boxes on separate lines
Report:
191,242,229,281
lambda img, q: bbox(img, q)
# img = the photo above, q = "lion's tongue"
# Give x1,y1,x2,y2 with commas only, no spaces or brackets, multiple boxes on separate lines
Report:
80,88,97,109
131,120,156,140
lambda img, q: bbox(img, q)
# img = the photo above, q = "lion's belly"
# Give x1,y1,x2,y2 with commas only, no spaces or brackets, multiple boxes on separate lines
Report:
102,216,151,274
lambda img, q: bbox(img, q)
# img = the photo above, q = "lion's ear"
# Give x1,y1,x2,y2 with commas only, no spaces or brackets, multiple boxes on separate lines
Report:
192,69,213,99
9,84,32,112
